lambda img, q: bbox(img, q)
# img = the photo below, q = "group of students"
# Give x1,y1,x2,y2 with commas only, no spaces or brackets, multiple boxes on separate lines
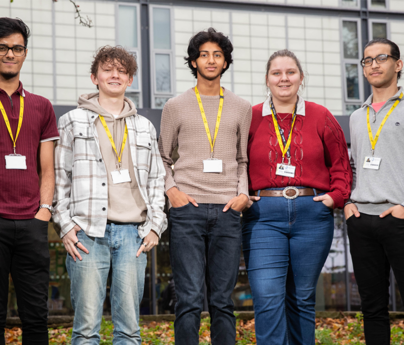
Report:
0,15,403,345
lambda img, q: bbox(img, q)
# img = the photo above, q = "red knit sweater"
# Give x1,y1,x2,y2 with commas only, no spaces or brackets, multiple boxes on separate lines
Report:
248,101,352,209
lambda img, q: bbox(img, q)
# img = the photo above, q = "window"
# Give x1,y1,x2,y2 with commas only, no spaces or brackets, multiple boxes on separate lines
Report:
369,21,389,40
116,3,142,108
341,19,363,114
340,0,359,8
150,6,175,109
370,0,387,8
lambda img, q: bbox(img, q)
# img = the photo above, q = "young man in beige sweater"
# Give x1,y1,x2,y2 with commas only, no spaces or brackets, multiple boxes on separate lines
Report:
159,28,252,345
53,46,167,344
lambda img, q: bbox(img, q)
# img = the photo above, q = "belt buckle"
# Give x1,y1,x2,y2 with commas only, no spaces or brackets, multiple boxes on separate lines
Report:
282,186,299,200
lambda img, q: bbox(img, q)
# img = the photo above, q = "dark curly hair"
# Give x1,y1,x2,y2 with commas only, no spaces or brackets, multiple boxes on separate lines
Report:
0,17,30,47
184,27,233,78
91,46,138,78
363,38,402,80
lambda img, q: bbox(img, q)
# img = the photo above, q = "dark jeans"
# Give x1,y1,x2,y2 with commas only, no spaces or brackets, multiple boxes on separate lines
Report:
169,203,242,345
0,217,50,345
348,213,404,345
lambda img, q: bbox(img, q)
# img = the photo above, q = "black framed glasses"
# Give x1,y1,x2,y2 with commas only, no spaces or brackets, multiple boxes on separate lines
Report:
361,54,398,67
0,44,27,57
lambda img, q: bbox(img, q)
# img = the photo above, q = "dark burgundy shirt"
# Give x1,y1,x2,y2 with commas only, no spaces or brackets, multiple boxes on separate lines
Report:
248,101,352,209
0,83,59,219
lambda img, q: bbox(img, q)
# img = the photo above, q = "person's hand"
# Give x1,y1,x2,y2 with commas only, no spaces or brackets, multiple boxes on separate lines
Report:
167,187,198,208
243,196,261,211
313,194,334,209
62,225,89,262
223,194,249,212
136,230,159,257
344,203,360,220
380,205,404,219
35,208,52,222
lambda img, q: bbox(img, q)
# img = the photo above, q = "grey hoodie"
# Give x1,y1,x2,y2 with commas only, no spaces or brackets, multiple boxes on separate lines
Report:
350,87,404,215
78,93,147,223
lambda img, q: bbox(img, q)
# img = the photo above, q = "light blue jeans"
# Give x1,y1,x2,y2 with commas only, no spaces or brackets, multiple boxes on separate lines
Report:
66,223,146,345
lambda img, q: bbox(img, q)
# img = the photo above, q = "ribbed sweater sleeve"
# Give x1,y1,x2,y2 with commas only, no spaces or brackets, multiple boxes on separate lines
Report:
237,105,252,197
323,111,353,209
158,100,178,193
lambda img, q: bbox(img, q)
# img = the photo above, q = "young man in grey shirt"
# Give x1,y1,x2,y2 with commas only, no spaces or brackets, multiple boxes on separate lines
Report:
345,38,404,345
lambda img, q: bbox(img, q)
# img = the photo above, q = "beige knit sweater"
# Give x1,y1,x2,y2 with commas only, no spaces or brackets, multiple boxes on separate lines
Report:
158,87,252,205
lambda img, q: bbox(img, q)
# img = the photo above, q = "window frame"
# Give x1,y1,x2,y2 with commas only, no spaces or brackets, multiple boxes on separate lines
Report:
339,0,360,9
149,5,176,109
368,0,389,10
115,2,142,107
368,20,390,40
340,18,364,111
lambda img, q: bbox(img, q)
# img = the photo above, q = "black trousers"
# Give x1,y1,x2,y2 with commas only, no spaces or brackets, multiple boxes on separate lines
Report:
0,217,50,345
347,213,404,345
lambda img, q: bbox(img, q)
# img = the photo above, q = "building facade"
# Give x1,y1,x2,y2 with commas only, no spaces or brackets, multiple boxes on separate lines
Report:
3,0,404,316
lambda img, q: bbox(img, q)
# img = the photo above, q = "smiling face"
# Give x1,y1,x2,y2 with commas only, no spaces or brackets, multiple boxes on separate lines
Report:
191,41,227,81
0,33,27,81
91,60,133,98
266,56,303,104
363,43,403,88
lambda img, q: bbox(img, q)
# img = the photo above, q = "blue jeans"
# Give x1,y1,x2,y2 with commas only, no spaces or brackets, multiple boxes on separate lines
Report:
66,223,146,345
242,189,334,345
169,203,242,345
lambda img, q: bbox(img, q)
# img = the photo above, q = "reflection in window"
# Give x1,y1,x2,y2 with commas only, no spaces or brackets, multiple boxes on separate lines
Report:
346,104,361,115
342,21,359,59
341,0,358,7
153,8,171,50
346,64,360,100
372,22,387,39
118,6,138,48
371,0,386,7
155,97,171,109
125,93,140,108
155,54,171,93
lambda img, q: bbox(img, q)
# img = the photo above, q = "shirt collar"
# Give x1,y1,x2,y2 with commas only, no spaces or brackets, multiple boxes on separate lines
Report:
0,81,25,98
362,86,403,108
262,95,305,117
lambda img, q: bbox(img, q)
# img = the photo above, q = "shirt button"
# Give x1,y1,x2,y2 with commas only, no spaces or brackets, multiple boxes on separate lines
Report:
102,207,106,211
79,133,82,136
99,159,102,162
102,183,105,186
91,116,94,118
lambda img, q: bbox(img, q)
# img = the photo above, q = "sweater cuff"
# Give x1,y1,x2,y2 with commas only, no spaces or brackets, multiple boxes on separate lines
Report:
327,190,344,209
164,177,177,194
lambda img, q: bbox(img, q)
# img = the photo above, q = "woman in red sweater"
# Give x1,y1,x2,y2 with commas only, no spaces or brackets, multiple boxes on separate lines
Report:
242,49,352,345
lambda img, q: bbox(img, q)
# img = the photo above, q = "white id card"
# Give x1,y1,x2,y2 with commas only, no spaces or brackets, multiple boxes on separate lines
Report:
111,169,131,184
363,156,381,170
276,163,296,177
5,154,27,170
203,159,223,173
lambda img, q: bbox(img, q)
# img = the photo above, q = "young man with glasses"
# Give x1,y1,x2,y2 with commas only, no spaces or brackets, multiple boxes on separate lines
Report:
345,38,404,345
53,46,167,344
0,17,59,345
158,28,251,345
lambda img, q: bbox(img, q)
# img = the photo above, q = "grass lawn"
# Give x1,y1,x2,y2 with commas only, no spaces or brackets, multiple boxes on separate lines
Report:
5,313,404,344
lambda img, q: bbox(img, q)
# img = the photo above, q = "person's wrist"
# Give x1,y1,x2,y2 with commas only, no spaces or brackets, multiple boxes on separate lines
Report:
344,200,353,208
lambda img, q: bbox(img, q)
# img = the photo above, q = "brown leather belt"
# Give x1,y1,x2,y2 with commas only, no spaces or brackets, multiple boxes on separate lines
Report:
251,187,326,200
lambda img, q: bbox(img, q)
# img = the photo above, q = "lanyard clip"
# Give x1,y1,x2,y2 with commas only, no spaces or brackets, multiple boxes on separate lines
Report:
116,162,122,171
287,157,291,165
210,151,214,159
13,146,16,155
372,149,375,157
281,156,285,164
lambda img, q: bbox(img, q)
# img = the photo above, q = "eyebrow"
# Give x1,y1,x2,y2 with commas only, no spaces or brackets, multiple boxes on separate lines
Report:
199,50,223,53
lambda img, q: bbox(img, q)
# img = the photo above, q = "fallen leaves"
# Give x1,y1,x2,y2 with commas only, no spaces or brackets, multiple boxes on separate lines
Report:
4,314,404,344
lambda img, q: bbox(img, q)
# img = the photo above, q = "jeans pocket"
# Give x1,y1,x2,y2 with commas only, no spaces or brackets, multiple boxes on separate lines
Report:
171,202,190,210
229,207,241,216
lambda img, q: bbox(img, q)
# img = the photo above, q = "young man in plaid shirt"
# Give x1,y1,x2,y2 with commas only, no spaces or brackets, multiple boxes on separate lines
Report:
53,46,167,345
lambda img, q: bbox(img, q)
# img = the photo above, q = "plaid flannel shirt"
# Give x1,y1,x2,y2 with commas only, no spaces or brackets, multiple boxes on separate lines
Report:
53,108,167,239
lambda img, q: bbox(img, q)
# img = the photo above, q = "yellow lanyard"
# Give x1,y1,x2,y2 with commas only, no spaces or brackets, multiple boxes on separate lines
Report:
195,86,224,157
270,105,297,159
367,92,403,155
99,115,128,164
0,95,24,154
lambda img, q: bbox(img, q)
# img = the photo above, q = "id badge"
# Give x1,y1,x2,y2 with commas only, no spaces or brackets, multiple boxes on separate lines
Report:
203,159,223,173
276,163,295,177
363,156,381,170
111,169,131,184
5,154,27,170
